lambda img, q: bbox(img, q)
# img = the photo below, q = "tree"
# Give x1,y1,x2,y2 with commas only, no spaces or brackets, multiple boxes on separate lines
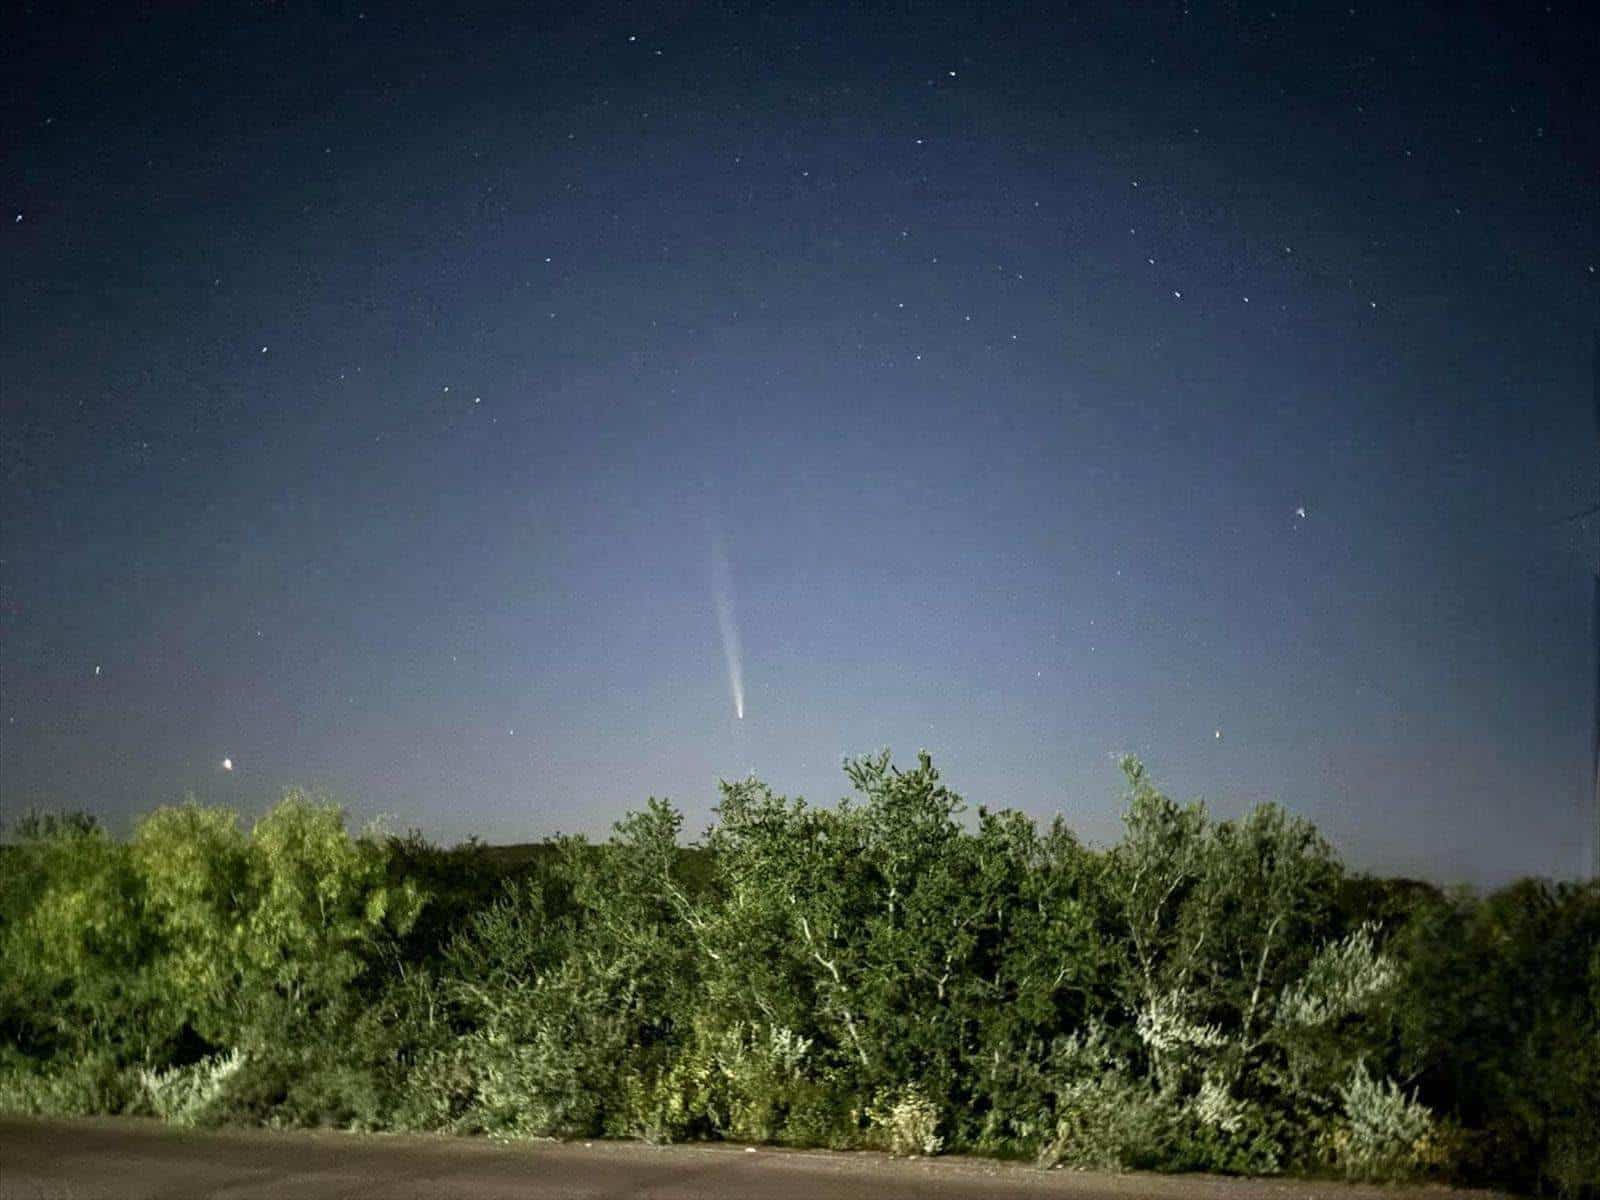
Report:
0,816,162,1065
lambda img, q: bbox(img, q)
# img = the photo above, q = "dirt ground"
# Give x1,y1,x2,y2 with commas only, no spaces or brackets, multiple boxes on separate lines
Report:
0,1117,1508,1200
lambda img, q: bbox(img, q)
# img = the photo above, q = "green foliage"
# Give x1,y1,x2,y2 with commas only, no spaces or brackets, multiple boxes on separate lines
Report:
0,815,167,1064
1040,1073,1170,1171
1327,1062,1441,1181
0,786,423,1141
140,1050,247,1127
1388,877,1600,1194
237,792,424,1047
132,802,252,1046
3,756,1595,1194
867,1084,943,1156
0,1049,141,1118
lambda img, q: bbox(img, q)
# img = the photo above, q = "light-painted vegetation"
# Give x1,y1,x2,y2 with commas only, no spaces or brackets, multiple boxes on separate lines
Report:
1,755,1595,1195
140,1049,247,1127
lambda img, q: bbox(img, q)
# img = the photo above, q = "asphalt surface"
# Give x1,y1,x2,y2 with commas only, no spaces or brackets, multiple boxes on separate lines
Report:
0,1118,1499,1200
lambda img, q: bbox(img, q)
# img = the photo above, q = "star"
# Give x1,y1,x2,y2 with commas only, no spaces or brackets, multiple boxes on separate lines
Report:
222,757,233,771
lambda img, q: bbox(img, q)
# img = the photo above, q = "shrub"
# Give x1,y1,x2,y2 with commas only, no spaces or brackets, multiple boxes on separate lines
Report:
2,757,1592,1194
0,820,165,1064
389,1043,483,1133
723,1024,816,1143
276,1058,392,1131
776,1081,861,1149
1179,1078,1287,1175
140,1049,247,1127
1328,1062,1439,1181
1277,922,1397,1029
868,1084,943,1156
0,1051,141,1117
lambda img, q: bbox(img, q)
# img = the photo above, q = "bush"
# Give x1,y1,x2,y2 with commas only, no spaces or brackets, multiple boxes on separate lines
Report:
276,1058,393,1131
1328,1062,1439,1181
0,819,167,1064
1039,1074,1169,1172
868,1084,943,1156
616,1020,823,1145
140,1050,247,1127
0,1051,141,1118
2,757,1593,1194
722,1024,816,1143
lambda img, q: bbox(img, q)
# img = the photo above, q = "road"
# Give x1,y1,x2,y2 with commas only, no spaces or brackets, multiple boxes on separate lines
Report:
0,1117,1497,1200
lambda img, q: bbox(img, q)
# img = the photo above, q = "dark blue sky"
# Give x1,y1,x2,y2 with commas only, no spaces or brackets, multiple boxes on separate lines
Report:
4,1,1596,884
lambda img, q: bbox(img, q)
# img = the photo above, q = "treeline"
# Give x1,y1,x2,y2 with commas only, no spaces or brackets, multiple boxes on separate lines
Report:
1,752,1595,1194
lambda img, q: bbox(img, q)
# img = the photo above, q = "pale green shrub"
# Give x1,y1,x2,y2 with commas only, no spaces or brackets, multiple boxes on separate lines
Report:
1181,1076,1286,1175
1190,1075,1248,1136
720,1024,814,1143
771,1067,861,1149
618,1021,824,1145
1038,1022,1155,1170
1135,990,1228,1094
868,1084,943,1156
140,1049,246,1127
1039,1074,1166,1170
1328,1062,1438,1180
1278,923,1398,1029
619,1039,718,1144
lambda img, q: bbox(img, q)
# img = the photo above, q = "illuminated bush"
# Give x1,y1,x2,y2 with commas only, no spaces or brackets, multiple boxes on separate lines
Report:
140,1050,246,1127
1327,1062,1439,1180
0,755,1592,1192
868,1084,943,1156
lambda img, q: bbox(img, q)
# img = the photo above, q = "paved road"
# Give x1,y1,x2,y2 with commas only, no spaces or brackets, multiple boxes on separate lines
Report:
0,1118,1495,1200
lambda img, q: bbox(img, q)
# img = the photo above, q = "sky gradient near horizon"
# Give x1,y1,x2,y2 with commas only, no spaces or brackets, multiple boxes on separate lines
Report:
4,0,1597,885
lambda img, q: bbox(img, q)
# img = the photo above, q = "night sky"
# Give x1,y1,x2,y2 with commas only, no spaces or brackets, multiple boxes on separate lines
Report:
4,1,1597,885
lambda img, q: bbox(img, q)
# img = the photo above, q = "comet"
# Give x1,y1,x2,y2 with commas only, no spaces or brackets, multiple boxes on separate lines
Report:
711,538,745,720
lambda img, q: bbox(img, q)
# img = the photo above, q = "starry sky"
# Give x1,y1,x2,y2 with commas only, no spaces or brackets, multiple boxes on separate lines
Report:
4,1,1597,885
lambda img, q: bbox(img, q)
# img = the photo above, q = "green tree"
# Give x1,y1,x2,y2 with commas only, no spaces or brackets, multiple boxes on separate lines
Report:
132,803,252,1048
237,791,422,1048
0,816,164,1066
1392,878,1600,1193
